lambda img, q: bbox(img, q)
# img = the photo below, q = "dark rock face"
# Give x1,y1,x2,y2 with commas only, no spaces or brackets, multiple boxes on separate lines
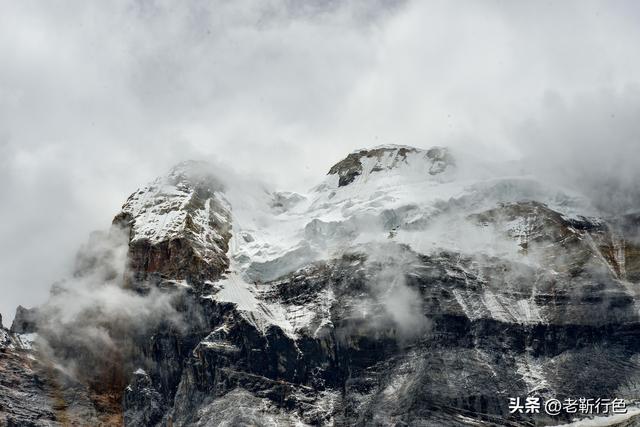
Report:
126,236,226,284
10,305,38,334
123,370,164,426
165,243,640,426
0,322,107,426
0,350,58,426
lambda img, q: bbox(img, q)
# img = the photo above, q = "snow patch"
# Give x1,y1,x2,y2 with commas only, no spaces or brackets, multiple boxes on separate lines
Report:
204,271,303,339
516,355,550,395
15,333,38,350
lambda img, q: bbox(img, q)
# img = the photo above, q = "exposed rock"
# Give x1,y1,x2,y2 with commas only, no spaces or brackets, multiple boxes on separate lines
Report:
327,145,454,187
123,369,164,426
10,305,39,334
115,160,232,284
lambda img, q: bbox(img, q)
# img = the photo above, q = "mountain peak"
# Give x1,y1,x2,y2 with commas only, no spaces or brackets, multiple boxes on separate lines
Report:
327,145,454,187
114,161,232,282
7,143,640,426
165,160,224,190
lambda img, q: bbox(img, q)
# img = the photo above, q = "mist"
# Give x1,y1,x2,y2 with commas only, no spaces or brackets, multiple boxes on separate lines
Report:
513,88,640,214
2,0,640,323
363,243,431,339
20,223,193,389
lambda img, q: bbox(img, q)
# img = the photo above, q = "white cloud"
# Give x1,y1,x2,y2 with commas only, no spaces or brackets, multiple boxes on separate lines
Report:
1,0,639,322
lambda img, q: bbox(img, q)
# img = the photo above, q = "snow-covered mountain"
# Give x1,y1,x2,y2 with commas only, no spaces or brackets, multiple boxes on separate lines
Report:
2,145,640,426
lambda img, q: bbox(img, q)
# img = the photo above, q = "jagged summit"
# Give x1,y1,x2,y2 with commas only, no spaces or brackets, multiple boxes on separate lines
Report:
114,161,232,282
326,144,454,187
166,160,225,190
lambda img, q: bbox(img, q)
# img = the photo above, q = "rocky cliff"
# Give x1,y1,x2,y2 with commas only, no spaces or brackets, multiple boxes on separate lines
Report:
2,145,640,426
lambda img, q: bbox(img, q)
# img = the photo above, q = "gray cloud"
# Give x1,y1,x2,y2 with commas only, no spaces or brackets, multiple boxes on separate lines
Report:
1,0,640,322
512,88,640,214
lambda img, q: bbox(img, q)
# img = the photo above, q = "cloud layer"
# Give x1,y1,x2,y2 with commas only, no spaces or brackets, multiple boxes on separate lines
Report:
2,0,640,322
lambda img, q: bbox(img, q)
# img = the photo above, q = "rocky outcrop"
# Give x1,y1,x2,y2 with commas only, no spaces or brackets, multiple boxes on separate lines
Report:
327,145,454,187
114,160,232,285
123,369,164,426
470,201,640,283
10,305,39,334
0,339,58,426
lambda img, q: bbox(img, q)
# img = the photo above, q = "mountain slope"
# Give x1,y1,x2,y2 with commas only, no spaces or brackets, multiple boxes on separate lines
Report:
3,145,640,426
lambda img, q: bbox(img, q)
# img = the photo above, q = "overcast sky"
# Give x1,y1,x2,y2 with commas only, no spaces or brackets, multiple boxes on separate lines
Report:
2,0,640,323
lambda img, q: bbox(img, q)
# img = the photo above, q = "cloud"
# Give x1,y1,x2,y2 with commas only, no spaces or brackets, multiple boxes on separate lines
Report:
364,243,431,338
512,88,640,214
2,0,640,322
25,223,191,387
